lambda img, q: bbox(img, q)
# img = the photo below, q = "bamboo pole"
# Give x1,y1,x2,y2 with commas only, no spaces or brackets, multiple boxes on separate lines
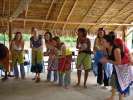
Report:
11,18,133,26
122,26,127,42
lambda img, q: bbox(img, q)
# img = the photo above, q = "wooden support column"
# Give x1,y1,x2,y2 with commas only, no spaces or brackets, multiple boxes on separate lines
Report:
8,20,12,73
122,26,127,42
8,21,12,47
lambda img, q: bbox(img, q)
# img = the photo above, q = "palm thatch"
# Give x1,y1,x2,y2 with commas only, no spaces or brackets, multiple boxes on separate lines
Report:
0,0,133,35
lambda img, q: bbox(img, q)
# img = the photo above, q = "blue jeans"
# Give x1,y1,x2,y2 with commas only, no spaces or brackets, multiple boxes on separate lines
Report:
14,63,25,78
59,71,71,86
47,70,58,81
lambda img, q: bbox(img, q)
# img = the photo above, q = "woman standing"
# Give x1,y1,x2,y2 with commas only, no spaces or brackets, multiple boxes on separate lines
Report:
93,28,109,87
10,32,25,79
101,34,133,100
76,28,92,88
30,28,43,82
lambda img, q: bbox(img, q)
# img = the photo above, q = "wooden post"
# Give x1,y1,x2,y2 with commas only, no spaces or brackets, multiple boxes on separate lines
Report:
122,26,127,43
8,21,12,44
8,20,12,75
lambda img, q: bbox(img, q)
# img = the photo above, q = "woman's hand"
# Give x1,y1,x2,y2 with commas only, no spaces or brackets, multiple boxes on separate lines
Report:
100,57,108,64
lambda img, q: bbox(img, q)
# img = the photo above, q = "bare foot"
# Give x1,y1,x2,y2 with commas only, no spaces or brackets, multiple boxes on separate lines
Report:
83,85,88,88
74,83,80,87
101,86,108,90
35,78,40,83
1,77,8,81
105,96,114,100
64,85,69,89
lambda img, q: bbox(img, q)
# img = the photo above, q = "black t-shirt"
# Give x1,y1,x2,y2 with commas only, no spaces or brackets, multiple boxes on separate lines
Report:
0,43,8,60
107,46,124,61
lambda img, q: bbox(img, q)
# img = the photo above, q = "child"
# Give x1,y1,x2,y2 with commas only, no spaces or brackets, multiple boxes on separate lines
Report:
58,42,72,88
46,36,59,82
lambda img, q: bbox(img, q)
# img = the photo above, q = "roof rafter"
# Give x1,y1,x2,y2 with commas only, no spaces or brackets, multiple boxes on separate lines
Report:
76,0,97,30
10,0,32,20
103,1,131,29
41,0,55,30
11,18,133,26
1,0,6,26
62,0,78,31
114,12,133,31
89,0,116,31
24,2,29,30
52,0,67,30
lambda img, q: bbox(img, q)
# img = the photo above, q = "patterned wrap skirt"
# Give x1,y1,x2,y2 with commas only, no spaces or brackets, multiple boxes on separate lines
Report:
31,48,43,73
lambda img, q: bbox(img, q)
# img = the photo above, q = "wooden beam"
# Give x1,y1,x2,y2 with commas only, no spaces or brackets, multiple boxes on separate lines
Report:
24,2,29,31
8,21,12,42
8,0,11,17
12,18,133,26
2,0,6,26
52,0,67,30
42,0,55,30
122,26,127,42
10,0,31,19
76,0,97,29
103,1,131,29
89,0,115,30
114,12,133,31
62,0,78,31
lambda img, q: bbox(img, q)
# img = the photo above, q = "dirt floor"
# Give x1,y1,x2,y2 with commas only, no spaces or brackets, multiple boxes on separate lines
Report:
0,71,133,100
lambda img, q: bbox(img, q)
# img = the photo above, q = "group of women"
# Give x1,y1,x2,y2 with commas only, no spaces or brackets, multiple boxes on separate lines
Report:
0,27,133,100
93,28,133,100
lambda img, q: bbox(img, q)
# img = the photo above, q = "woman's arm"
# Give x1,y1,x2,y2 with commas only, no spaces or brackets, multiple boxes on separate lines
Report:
108,48,121,65
39,37,43,49
100,48,121,65
76,38,80,49
10,40,13,52
87,38,91,51
21,40,24,51
30,38,32,48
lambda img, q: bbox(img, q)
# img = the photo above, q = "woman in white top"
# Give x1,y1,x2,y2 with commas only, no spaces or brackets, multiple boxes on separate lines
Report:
10,32,25,79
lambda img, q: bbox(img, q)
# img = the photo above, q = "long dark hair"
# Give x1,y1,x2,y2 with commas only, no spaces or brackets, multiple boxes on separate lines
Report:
108,31,116,41
44,31,53,42
97,28,106,38
13,32,23,41
103,35,124,58
78,28,87,37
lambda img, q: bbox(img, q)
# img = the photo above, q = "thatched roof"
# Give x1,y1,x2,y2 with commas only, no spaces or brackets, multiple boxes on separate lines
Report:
0,0,133,35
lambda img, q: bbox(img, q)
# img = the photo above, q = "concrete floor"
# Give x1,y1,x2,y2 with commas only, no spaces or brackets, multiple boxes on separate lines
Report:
0,72,133,100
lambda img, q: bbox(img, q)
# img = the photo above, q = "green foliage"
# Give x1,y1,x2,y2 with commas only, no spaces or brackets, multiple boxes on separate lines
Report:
0,33,31,41
0,33,76,48
0,33,9,41
22,33,31,41
60,36,76,47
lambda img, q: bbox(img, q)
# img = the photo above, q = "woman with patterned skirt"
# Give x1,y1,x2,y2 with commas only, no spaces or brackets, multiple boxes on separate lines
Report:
10,32,25,79
101,35,133,100
30,28,43,82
